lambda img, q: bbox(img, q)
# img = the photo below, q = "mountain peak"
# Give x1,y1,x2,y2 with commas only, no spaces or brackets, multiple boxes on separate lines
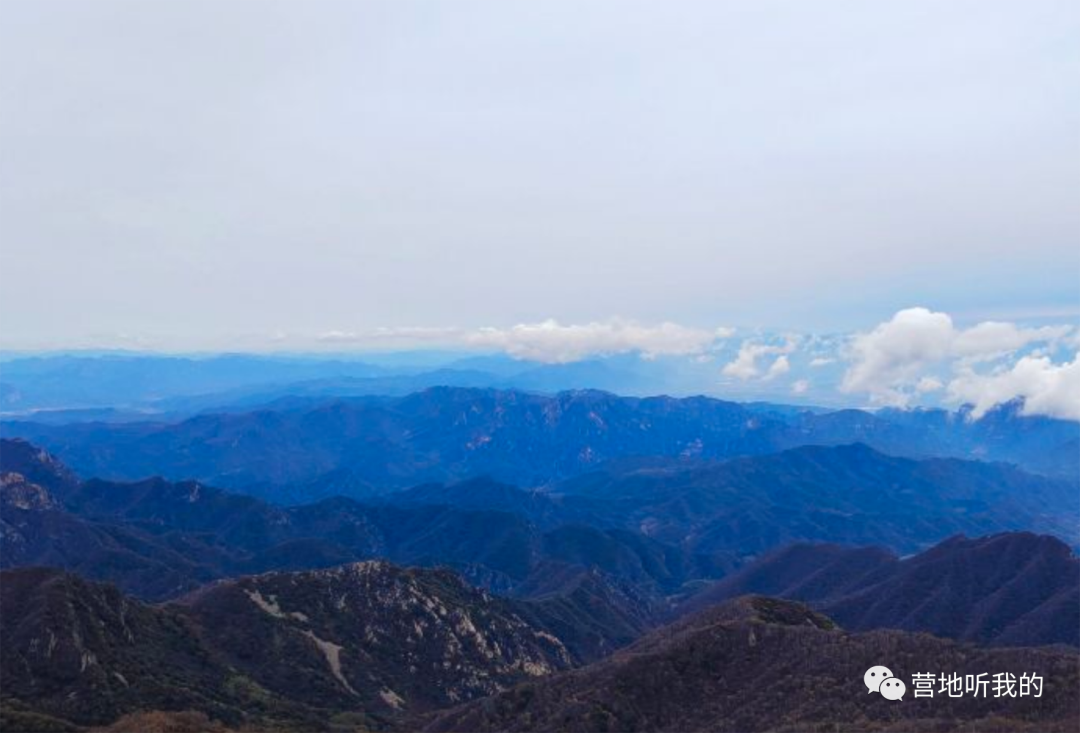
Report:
185,560,572,713
0,437,80,497
0,471,61,511
695,595,838,630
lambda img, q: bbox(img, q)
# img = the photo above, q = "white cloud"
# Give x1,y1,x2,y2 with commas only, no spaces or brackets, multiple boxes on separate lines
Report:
317,329,361,343
840,308,954,405
809,357,835,367
721,338,797,380
841,306,1078,418
916,376,943,393
319,326,463,343
311,319,731,363
952,322,1071,362
764,355,790,380
791,379,810,394
948,355,1080,420
465,319,729,363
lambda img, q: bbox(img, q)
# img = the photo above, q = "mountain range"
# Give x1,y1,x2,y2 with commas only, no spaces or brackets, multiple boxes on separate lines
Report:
5,566,1078,733
0,439,706,659
2,400,1078,733
4,389,1077,505
5,437,1075,609
553,442,1080,553
0,352,725,417
680,532,1080,647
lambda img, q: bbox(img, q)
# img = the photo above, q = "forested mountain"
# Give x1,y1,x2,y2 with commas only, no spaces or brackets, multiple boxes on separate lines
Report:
5,389,1076,503
423,596,1080,733
0,563,570,731
682,532,1080,646
2,431,1078,732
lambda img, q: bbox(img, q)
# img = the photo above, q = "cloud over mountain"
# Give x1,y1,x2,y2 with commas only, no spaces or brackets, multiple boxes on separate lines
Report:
840,307,1077,418
721,338,798,380
316,320,735,364
949,354,1080,420
465,320,733,363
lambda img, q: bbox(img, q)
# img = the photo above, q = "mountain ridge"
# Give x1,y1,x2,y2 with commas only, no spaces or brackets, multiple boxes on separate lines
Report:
5,388,1076,500
682,532,1080,647
422,595,1080,732
0,562,574,730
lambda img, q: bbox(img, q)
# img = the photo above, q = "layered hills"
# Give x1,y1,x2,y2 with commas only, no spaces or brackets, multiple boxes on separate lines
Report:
2,427,1078,732
683,532,1080,647
4,388,1076,502
5,437,1075,610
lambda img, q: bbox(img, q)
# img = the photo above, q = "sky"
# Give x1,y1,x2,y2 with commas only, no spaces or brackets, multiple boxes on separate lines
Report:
0,1,1078,416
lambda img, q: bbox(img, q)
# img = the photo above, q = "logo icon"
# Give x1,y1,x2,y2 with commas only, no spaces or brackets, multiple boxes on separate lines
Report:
864,665,904,700
879,677,906,700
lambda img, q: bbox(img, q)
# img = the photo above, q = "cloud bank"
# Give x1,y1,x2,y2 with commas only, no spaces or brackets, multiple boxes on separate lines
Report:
949,355,1080,420
840,307,1078,419
466,320,732,364
317,319,734,364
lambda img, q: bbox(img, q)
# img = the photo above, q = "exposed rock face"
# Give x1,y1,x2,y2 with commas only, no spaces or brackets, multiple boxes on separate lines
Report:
1,471,61,511
0,562,573,729
0,438,81,498
183,561,573,713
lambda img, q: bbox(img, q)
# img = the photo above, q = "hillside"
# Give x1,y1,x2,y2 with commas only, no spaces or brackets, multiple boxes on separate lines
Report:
0,439,722,605
423,596,1080,732
181,562,572,713
0,563,572,730
682,532,1080,646
0,568,265,730
555,443,1080,553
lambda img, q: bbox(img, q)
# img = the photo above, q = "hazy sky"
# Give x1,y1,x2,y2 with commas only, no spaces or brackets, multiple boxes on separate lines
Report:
1,0,1078,352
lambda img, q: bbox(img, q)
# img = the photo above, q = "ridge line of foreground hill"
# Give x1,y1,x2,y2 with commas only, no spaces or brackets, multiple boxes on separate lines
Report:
3,566,1077,733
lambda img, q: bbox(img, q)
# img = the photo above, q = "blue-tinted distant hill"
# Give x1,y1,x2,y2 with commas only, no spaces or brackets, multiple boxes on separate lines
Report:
0,352,690,420
2,388,797,492
0,353,394,412
4,388,1076,498
553,442,1080,554
0,438,723,615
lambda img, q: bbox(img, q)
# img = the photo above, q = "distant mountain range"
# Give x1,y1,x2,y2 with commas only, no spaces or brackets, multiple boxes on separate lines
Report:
3,388,811,494
0,352,720,416
4,389,1077,505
